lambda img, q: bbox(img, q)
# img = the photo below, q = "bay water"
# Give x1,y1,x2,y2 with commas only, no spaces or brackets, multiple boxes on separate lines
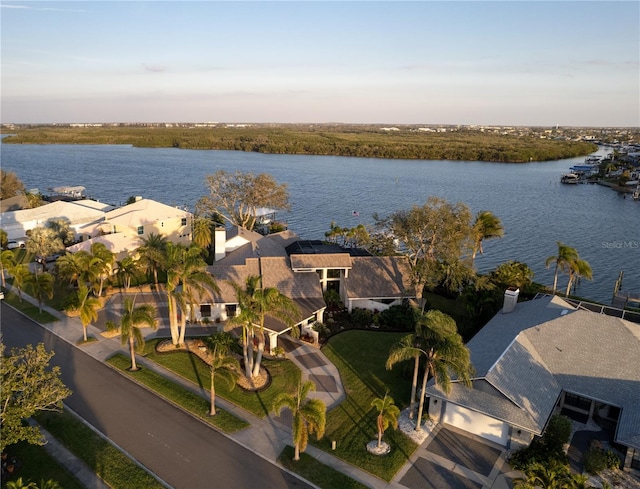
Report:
1,139,638,304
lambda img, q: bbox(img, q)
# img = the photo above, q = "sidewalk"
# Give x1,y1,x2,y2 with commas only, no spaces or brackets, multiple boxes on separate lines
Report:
2,287,398,489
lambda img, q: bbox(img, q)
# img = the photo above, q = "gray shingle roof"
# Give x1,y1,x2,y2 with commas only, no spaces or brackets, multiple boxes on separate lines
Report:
427,295,640,449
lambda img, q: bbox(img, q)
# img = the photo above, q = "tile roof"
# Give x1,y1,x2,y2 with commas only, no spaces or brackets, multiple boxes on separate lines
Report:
345,256,414,299
290,253,352,270
105,199,190,228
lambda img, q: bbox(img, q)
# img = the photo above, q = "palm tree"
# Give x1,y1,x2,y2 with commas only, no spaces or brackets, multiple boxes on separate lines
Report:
74,284,101,342
192,216,214,249
371,392,400,449
545,242,579,294
106,296,157,371
230,275,299,379
116,256,141,290
56,251,89,287
471,211,504,265
387,310,474,431
514,461,572,489
272,380,326,462
565,257,593,297
0,249,16,288
8,263,30,301
202,332,240,416
165,243,218,346
137,233,168,284
89,243,114,296
24,271,54,313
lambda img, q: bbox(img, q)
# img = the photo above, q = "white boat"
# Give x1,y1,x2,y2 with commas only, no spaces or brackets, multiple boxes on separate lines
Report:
561,173,580,184
633,185,640,201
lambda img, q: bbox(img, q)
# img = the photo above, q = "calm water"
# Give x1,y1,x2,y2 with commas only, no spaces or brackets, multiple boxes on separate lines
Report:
1,139,639,304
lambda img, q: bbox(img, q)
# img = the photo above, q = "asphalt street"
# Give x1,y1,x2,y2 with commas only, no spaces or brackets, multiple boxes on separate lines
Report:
0,303,312,489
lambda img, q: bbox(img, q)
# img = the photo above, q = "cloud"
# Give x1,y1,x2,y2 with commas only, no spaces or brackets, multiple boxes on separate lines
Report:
143,63,168,73
1,4,86,12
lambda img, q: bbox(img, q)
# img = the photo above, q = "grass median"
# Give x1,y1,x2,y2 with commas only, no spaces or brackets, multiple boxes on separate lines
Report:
277,446,370,489
107,353,250,433
35,409,165,489
141,338,302,418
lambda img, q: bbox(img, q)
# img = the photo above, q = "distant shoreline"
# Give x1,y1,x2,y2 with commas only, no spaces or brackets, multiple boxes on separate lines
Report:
1,124,598,163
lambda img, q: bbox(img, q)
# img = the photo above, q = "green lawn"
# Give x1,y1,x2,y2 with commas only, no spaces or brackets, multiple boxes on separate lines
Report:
314,330,418,482
1,289,58,323
107,353,249,433
141,339,302,418
34,409,165,489
1,440,85,489
277,446,369,489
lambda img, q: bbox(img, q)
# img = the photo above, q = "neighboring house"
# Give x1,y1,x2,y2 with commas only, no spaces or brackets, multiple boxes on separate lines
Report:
425,290,640,471
0,194,29,213
0,200,108,241
198,227,414,352
99,197,192,244
66,234,142,262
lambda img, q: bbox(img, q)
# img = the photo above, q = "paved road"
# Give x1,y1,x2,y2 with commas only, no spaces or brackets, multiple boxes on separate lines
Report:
1,304,311,489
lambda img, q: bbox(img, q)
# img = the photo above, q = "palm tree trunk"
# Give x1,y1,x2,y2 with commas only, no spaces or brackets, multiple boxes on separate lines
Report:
252,333,265,378
247,330,255,375
129,337,138,371
377,418,383,448
83,325,88,342
210,367,216,416
178,309,187,346
408,353,420,419
294,443,300,461
565,272,574,297
242,326,251,378
415,363,430,431
552,264,559,293
168,295,179,345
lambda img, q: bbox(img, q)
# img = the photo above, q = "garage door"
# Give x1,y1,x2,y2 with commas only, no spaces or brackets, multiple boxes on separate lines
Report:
443,403,509,446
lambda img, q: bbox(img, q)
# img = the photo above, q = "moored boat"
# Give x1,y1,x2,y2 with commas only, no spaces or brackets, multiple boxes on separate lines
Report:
561,173,580,184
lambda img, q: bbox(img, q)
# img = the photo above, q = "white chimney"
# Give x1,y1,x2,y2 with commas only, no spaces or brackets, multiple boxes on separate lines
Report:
214,226,226,262
502,287,520,314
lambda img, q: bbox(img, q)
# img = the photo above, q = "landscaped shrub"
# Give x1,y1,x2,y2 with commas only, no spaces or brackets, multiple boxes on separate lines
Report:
508,415,572,470
584,441,621,475
323,289,343,310
378,303,418,331
350,308,374,328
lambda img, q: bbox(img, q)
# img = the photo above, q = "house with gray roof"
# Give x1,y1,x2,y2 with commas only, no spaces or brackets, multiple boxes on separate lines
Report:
425,290,640,471
199,227,414,352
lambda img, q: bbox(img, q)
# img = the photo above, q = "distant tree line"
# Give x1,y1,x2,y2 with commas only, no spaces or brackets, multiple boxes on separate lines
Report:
2,126,597,162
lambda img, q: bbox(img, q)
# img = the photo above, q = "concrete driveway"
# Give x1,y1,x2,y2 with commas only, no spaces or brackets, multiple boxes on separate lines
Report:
396,425,521,489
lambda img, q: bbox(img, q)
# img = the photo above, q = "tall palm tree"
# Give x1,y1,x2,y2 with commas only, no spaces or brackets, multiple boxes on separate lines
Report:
202,332,240,416
106,297,157,371
371,392,400,449
137,233,168,284
165,243,218,346
565,257,593,297
385,306,421,419
89,243,114,296
545,242,579,294
272,380,326,462
74,284,101,342
387,310,474,431
230,275,299,379
24,271,54,313
471,210,504,265
0,249,16,288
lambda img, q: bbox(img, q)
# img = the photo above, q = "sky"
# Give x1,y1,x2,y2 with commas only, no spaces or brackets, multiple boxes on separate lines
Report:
1,1,638,126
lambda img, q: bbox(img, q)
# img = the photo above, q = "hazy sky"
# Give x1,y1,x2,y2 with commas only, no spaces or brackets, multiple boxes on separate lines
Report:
1,1,638,126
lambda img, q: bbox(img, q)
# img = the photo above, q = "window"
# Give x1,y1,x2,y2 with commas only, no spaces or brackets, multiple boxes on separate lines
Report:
225,304,237,317
181,218,187,226
200,305,212,318
564,392,591,412
137,225,144,235
327,269,341,279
